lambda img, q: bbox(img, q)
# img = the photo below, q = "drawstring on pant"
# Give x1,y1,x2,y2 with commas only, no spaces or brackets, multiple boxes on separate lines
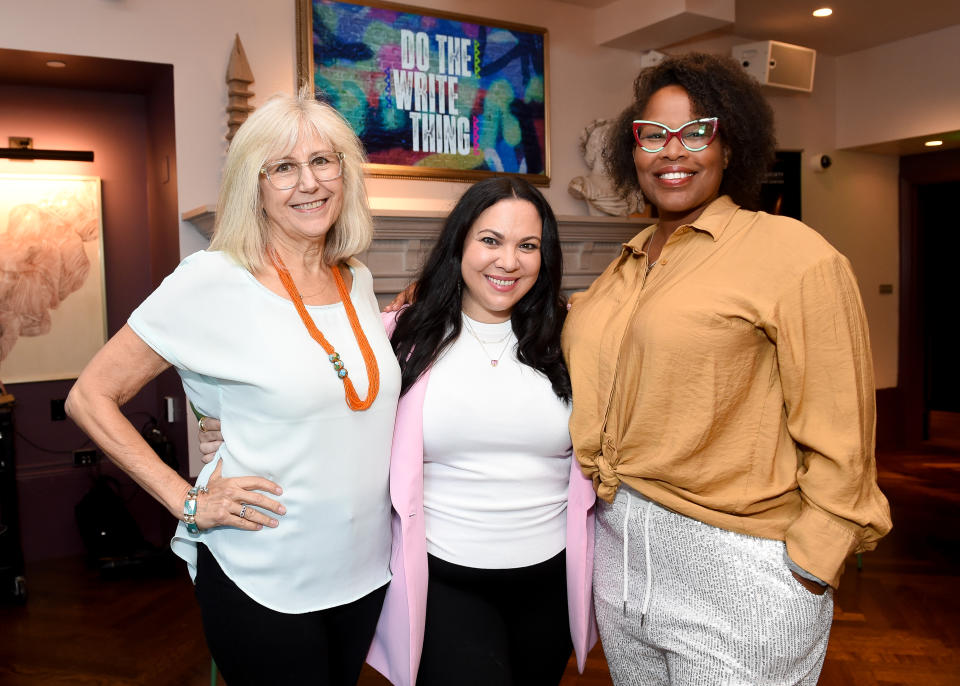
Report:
640,500,654,625
622,491,632,615
621,491,655,626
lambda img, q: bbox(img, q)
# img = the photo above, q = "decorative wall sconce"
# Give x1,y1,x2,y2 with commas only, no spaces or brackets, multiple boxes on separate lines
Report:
1,137,93,162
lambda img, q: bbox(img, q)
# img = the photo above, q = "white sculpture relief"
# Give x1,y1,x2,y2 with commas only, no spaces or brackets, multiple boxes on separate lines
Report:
568,118,644,217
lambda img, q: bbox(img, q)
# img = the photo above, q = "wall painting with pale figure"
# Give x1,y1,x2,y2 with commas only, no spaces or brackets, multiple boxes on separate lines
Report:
0,174,107,384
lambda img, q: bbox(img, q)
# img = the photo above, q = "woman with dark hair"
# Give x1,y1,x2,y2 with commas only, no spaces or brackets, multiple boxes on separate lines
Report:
562,52,891,684
367,176,596,686
199,176,597,686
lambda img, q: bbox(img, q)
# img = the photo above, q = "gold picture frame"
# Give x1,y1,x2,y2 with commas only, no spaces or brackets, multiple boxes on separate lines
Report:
296,0,550,185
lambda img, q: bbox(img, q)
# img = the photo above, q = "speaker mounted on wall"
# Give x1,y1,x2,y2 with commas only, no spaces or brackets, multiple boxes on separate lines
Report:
731,40,816,93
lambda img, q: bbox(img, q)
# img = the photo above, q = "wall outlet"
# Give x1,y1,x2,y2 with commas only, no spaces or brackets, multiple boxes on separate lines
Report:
73,449,98,467
50,399,67,421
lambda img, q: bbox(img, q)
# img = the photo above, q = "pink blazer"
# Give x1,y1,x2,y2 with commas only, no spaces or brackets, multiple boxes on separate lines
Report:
367,313,598,686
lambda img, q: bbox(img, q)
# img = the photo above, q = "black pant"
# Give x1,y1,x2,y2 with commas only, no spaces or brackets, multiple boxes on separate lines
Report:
416,550,573,686
194,544,387,686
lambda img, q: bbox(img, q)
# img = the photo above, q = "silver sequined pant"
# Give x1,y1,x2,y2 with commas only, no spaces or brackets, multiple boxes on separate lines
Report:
594,486,833,686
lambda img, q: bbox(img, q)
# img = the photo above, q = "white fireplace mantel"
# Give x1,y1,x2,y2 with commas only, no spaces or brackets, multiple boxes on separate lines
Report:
182,205,653,303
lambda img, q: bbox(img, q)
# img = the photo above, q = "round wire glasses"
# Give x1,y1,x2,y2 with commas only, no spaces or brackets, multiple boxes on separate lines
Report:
260,151,344,190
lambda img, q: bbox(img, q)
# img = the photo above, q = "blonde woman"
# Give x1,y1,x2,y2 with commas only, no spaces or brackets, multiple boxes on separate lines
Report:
67,90,401,686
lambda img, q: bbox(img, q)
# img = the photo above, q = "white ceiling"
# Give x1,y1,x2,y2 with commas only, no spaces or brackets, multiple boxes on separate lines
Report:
553,0,960,56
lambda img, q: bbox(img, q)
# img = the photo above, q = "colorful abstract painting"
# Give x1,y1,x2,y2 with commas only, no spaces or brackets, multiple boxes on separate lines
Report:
297,0,550,183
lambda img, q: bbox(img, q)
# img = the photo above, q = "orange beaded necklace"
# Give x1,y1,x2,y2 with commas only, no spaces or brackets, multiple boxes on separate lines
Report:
268,249,380,411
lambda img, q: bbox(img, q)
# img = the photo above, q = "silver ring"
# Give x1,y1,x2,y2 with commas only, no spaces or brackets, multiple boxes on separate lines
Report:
198,416,208,432
239,503,247,519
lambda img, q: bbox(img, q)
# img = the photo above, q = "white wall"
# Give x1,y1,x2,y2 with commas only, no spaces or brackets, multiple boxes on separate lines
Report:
802,149,900,388
836,24,960,149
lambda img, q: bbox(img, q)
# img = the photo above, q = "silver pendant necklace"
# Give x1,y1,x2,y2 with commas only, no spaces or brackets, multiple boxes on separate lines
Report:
462,317,513,367
644,233,659,274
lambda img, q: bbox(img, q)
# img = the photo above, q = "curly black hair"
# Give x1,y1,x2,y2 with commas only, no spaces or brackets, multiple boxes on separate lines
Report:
604,52,776,211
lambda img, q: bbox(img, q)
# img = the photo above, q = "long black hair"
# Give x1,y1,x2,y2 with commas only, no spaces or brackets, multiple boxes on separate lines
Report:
605,52,776,210
391,176,571,402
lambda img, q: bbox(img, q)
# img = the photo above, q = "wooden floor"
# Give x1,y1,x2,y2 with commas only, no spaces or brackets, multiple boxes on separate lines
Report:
2,412,958,685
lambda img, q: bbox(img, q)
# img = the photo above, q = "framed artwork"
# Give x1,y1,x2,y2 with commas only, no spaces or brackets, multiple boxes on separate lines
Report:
296,0,550,184
0,174,107,384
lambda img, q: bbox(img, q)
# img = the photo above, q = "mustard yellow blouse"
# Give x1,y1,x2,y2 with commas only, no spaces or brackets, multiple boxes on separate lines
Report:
561,195,891,588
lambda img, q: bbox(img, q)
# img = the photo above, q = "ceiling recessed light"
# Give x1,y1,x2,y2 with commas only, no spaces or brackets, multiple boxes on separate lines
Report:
925,140,943,147
45,60,67,68
812,8,833,17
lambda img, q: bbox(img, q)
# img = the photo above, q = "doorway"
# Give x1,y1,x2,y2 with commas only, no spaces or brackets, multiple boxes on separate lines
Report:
900,149,960,445
918,182,960,416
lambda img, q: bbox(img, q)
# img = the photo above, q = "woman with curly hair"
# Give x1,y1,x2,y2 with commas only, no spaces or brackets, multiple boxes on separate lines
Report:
561,52,891,684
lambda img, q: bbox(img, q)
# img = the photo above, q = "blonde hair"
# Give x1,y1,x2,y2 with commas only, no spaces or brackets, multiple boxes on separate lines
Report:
210,87,372,270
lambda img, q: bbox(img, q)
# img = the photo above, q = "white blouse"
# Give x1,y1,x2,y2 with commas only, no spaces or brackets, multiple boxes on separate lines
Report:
128,250,400,613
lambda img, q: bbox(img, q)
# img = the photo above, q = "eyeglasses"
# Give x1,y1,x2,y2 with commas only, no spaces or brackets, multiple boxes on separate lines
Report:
259,151,344,190
632,118,719,153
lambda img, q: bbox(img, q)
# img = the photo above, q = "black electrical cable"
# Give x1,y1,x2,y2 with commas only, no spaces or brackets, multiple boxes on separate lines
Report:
13,430,92,455
12,410,159,455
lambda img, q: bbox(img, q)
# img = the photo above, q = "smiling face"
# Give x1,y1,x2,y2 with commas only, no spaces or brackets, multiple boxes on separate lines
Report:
259,128,344,253
633,84,728,228
460,198,543,323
